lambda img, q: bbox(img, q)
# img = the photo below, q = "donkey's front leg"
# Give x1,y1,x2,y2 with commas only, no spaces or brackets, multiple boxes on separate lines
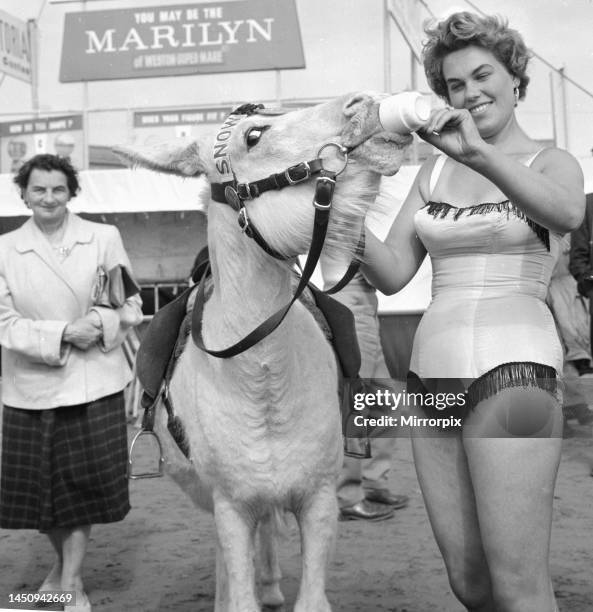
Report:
257,510,284,609
213,496,260,612
214,536,230,612
294,483,338,612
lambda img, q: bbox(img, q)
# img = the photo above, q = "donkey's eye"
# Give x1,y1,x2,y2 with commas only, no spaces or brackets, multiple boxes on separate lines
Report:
245,126,269,149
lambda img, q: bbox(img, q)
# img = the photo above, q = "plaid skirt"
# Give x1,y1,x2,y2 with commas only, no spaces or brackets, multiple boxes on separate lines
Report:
0,391,130,532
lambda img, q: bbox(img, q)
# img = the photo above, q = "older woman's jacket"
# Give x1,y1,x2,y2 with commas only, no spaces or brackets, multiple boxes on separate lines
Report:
569,197,593,297
0,213,143,409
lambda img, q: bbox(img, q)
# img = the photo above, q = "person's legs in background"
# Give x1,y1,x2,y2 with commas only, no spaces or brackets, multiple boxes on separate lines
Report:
590,293,593,476
546,262,593,433
333,279,408,521
338,434,405,520
359,348,408,509
362,436,408,507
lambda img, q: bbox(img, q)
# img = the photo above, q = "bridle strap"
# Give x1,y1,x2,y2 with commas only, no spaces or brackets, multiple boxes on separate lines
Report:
210,158,325,204
324,228,365,294
192,172,337,358
237,205,287,260
211,158,328,261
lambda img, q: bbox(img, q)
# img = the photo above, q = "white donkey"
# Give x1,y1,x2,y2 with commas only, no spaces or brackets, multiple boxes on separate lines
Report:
117,92,411,612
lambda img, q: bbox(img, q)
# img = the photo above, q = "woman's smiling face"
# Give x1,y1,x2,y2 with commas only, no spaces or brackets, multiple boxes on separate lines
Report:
442,45,517,138
24,168,71,227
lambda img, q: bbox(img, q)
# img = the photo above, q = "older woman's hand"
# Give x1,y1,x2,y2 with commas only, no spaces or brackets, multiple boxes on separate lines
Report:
63,315,103,351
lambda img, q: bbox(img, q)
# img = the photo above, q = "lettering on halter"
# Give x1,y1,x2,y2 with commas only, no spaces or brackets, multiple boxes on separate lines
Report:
212,113,243,181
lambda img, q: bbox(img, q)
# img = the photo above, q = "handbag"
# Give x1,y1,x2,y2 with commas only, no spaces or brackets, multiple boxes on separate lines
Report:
92,265,141,308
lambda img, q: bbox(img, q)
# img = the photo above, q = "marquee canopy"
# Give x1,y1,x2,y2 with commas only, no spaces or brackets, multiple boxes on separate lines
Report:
0,168,207,216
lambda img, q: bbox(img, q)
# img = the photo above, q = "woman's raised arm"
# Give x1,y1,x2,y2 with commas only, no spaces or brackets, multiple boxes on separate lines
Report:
361,161,430,295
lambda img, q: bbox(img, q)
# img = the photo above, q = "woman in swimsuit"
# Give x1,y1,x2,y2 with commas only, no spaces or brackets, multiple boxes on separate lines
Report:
363,12,584,612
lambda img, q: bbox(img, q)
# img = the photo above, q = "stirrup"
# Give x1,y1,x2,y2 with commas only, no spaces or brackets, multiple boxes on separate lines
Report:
128,428,165,479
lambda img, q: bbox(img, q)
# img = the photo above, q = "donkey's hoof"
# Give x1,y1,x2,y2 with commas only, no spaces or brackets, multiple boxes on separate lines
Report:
261,585,285,610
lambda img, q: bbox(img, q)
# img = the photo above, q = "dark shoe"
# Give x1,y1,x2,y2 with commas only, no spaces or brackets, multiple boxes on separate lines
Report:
570,359,593,376
339,500,395,522
364,488,409,509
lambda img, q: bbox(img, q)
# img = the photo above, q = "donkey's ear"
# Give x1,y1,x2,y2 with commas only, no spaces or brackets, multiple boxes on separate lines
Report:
112,140,206,177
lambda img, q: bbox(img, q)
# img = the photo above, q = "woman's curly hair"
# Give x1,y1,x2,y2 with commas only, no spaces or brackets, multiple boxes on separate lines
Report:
14,153,80,200
422,11,531,102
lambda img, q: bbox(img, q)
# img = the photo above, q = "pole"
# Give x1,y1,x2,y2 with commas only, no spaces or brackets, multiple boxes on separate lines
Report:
82,95,90,169
410,50,419,164
548,71,558,148
408,1,420,164
82,0,89,169
275,69,282,105
383,0,391,93
27,19,40,115
559,66,569,151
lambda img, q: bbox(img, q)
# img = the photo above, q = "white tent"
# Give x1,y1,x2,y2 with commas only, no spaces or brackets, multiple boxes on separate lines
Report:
0,168,207,216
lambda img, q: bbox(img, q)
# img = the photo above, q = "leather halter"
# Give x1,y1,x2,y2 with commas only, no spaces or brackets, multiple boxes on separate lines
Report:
194,103,363,358
210,103,344,260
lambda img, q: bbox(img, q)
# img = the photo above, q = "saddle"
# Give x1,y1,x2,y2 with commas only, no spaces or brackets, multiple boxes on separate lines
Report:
135,249,363,458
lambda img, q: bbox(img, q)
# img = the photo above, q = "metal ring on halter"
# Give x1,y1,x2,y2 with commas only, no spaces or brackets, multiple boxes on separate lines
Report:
317,142,349,176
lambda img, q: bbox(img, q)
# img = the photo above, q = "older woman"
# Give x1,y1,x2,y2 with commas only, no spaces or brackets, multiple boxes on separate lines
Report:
362,12,584,612
0,154,143,612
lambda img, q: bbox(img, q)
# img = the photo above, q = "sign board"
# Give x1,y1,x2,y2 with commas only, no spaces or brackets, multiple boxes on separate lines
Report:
0,115,83,174
59,0,305,82
133,105,231,145
0,9,32,83
134,106,232,128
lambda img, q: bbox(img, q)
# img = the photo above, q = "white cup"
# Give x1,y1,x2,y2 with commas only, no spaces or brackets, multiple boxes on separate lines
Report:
378,92,431,134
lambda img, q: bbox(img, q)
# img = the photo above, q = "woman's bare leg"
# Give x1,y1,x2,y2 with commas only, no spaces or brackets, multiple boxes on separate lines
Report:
412,431,495,611
464,388,562,612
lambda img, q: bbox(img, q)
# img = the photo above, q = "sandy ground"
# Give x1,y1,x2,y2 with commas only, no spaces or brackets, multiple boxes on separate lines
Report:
0,419,592,612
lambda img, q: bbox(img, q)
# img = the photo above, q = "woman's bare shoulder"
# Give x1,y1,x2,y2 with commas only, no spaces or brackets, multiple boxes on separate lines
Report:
530,146,581,171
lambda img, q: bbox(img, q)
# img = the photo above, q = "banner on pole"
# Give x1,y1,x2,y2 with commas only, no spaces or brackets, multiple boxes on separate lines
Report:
0,9,32,83
59,0,305,82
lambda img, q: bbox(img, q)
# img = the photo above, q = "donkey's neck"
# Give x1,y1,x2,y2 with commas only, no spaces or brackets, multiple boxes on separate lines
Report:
203,203,294,349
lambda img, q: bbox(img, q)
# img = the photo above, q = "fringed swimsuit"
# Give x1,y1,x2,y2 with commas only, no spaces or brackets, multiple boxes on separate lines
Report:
408,153,563,413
